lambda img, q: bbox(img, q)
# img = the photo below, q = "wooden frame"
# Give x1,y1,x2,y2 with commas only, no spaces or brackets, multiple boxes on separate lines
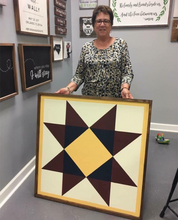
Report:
79,0,98,9
18,44,52,91
50,36,63,62
0,43,18,101
13,0,49,36
110,0,171,27
35,93,152,220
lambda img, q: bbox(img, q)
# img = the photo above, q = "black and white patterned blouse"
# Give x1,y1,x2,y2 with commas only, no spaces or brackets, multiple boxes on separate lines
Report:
71,37,134,98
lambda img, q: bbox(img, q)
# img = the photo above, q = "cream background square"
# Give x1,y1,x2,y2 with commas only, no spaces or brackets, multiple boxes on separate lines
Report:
115,105,144,133
110,183,137,212
41,170,63,196
68,101,115,127
63,178,107,206
114,136,142,185
43,99,66,124
41,124,63,167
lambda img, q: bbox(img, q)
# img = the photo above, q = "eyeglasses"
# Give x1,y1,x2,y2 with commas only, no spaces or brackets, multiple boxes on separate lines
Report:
95,19,111,24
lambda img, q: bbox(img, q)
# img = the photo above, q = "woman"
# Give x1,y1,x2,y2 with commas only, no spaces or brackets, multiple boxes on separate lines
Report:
56,5,134,99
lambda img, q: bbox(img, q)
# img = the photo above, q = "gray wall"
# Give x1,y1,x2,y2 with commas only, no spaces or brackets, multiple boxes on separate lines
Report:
0,0,178,191
71,0,178,124
0,0,73,190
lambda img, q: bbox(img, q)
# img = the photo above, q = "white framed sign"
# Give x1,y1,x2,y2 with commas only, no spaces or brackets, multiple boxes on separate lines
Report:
110,0,171,27
13,0,49,36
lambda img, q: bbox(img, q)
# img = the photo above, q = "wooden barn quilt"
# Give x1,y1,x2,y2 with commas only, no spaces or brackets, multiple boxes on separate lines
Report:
35,93,152,220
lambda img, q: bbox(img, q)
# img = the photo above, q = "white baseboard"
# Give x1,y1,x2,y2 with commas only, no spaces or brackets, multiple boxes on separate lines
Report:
0,156,36,209
0,123,177,209
150,123,178,133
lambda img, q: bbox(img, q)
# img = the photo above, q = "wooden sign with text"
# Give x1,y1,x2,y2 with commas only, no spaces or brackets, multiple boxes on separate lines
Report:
55,26,67,35
55,16,67,27
54,6,66,18
54,0,66,10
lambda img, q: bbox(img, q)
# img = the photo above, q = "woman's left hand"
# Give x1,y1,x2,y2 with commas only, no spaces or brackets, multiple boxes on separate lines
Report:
121,88,133,99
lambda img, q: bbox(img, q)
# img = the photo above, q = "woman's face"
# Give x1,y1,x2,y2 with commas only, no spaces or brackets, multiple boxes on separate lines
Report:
94,12,112,39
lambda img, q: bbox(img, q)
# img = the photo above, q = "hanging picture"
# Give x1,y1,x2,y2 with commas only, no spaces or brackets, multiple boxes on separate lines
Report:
0,44,18,101
80,17,96,38
110,0,171,27
13,0,49,36
18,44,52,91
171,19,178,42
50,36,63,62
79,0,98,9
64,41,72,59
35,93,152,220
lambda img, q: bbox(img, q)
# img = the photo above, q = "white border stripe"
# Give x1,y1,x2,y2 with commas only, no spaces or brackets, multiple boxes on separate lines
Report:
0,157,36,208
150,123,178,133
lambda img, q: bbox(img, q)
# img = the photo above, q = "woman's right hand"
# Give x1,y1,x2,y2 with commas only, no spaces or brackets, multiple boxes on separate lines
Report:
55,87,70,94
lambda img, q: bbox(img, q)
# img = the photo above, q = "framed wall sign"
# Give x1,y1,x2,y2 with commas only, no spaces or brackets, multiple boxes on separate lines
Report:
13,0,49,36
110,0,171,27
18,44,52,91
79,0,98,9
80,17,96,38
50,36,63,61
0,44,18,101
35,93,152,220
171,19,178,42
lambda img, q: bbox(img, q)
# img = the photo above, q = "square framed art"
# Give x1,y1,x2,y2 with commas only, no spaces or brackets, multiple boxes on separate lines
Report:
35,93,152,220
80,17,96,38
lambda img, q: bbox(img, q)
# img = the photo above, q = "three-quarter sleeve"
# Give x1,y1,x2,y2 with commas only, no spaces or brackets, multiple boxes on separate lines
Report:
120,40,134,86
71,45,86,89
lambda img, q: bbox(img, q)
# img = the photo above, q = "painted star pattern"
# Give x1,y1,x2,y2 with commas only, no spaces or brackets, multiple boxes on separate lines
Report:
42,102,141,206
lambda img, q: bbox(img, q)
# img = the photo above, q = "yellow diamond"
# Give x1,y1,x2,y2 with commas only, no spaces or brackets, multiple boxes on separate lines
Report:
65,128,112,176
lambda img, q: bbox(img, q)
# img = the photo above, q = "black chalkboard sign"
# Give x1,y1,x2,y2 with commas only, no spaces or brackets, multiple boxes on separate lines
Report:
0,44,18,101
18,44,52,91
